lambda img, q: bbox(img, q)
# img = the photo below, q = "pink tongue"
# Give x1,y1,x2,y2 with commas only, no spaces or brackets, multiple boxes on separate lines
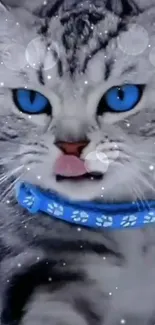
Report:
54,155,87,177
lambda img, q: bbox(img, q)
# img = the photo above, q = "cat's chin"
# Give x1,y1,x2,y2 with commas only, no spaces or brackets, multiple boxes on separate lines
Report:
20,172,104,202
20,173,134,203
53,177,104,201
20,162,154,203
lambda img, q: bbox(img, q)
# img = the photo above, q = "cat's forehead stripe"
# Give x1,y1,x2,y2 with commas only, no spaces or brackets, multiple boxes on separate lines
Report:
35,0,141,19
37,18,125,76
104,59,114,81
35,0,143,76
37,65,45,86
82,20,127,74
120,65,137,77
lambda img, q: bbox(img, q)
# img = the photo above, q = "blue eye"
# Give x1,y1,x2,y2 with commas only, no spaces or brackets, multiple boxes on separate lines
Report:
13,89,51,115
97,84,143,115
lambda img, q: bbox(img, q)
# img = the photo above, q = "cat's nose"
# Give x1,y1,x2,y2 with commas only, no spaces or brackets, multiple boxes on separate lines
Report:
55,141,89,157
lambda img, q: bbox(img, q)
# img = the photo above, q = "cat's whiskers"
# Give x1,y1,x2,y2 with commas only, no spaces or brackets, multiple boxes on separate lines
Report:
118,141,155,160
120,155,155,198
134,163,155,187
0,165,24,186
1,170,26,203
0,140,31,147
112,167,142,210
128,176,151,210
133,172,155,204
115,163,151,209
140,177,155,195
0,132,48,150
21,215,38,225
132,183,150,210
111,146,155,169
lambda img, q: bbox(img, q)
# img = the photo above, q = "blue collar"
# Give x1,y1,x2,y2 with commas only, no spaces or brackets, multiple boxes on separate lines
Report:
15,182,155,230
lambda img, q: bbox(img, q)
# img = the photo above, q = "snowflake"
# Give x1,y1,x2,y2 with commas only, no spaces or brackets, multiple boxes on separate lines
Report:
71,211,89,223
47,202,63,216
23,195,35,208
96,215,113,227
121,215,137,227
143,211,155,224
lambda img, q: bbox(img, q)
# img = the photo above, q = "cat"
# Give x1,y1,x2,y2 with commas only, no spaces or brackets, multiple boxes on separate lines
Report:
0,0,155,324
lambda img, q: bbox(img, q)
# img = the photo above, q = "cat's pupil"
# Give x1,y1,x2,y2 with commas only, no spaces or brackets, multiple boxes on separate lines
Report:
30,91,36,104
117,88,124,100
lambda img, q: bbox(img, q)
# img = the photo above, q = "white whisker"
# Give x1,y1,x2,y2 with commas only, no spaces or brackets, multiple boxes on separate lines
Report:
132,184,150,210
1,170,25,202
21,215,38,224
0,165,24,185
114,167,142,210
115,162,152,209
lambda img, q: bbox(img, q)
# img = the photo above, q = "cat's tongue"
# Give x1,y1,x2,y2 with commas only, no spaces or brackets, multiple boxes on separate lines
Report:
54,155,87,177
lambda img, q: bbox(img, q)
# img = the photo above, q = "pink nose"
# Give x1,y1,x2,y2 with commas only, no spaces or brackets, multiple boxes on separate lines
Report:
55,141,89,157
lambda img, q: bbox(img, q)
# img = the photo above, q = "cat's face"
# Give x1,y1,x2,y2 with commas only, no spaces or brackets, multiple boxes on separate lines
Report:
0,0,155,203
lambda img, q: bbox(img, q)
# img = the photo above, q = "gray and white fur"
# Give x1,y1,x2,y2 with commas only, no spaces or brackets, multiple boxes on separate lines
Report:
0,0,155,324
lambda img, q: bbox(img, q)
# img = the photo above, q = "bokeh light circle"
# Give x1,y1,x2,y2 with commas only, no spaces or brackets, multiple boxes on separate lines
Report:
117,24,149,55
84,151,109,174
25,36,60,70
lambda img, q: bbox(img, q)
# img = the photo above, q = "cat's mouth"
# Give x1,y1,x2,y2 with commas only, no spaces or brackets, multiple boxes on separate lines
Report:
56,172,103,182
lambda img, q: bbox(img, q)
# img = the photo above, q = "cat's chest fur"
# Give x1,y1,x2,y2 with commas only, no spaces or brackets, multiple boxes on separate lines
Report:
81,228,155,324
1,205,155,325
